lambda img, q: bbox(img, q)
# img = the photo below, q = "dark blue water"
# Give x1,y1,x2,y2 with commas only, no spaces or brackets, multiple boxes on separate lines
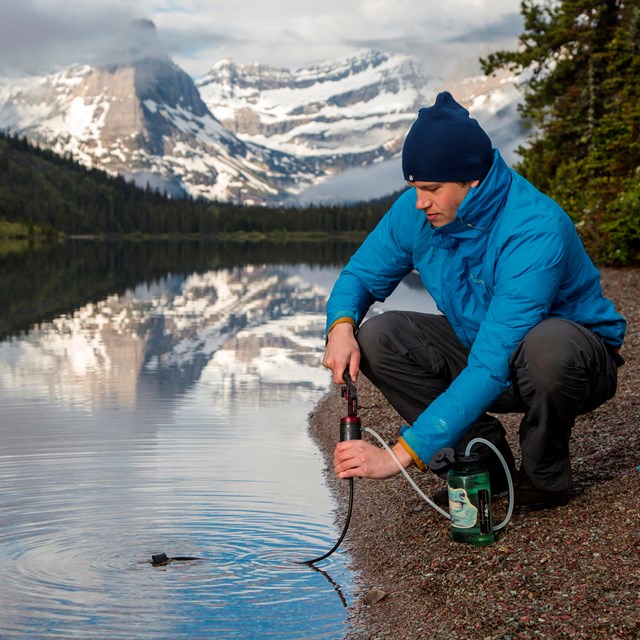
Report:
0,253,431,639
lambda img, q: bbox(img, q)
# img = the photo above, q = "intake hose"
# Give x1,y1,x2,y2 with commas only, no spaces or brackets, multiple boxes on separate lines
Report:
296,477,354,565
297,407,361,564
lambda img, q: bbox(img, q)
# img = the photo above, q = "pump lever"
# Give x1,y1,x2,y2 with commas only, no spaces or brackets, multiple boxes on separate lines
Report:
340,369,361,442
342,369,358,417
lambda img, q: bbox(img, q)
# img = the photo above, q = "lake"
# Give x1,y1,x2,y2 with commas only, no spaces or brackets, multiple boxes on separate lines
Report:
0,239,432,639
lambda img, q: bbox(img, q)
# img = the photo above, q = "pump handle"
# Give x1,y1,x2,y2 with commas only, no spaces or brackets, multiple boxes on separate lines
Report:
342,369,358,417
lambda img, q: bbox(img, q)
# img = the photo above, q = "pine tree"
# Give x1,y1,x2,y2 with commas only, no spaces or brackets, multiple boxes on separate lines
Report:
482,0,640,263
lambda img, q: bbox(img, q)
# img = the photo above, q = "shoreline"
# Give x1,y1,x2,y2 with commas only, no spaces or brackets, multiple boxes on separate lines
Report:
307,267,639,640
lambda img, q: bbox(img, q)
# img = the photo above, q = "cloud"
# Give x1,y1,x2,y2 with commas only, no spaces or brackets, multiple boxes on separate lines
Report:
344,13,522,80
0,0,137,72
0,0,523,77
448,12,523,43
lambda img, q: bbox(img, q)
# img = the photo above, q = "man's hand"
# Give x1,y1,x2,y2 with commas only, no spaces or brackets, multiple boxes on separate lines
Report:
334,440,413,479
322,321,361,383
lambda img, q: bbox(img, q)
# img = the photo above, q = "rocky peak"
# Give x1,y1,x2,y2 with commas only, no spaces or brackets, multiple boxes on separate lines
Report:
131,57,210,117
196,49,438,157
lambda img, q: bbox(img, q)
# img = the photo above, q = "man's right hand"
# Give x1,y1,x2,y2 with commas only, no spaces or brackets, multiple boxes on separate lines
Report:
322,321,361,384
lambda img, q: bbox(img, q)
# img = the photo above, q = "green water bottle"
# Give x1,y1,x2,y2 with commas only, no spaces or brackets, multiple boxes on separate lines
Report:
447,453,494,546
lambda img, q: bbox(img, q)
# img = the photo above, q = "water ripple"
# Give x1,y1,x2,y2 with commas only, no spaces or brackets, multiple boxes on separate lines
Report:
0,454,351,639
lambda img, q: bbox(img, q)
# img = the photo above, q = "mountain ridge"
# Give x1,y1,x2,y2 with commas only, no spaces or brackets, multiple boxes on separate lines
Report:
0,26,525,204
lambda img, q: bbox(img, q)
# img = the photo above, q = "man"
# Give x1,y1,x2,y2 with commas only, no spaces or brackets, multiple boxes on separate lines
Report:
322,91,625,510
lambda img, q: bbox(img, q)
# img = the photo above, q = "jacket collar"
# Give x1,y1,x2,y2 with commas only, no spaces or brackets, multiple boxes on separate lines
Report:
429,150,511,249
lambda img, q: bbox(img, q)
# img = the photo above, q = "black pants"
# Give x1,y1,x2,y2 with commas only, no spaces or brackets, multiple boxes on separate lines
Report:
357,312,620,492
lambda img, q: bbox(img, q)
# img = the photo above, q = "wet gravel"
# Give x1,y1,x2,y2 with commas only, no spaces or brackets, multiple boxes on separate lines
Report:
308,267,639,640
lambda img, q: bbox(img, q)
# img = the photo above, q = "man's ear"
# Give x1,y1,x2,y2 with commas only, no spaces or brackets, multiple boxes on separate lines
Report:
470,179,480,188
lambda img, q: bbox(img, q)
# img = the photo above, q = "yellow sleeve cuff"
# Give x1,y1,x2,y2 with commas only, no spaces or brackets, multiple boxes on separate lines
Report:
398,436,426,472
327,317,357,335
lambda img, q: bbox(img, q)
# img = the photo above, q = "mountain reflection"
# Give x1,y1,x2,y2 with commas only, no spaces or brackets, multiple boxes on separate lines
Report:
0,240,435,414
0,239,358,341
1,260,336,410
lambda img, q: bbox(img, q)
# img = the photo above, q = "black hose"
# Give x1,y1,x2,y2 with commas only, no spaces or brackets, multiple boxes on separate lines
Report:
296,477,354,565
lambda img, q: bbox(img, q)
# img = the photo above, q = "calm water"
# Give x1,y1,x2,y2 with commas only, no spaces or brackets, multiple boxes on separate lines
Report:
0,240,431,639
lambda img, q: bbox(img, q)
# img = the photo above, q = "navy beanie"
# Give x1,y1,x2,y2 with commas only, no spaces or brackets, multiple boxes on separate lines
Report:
402,91,493,183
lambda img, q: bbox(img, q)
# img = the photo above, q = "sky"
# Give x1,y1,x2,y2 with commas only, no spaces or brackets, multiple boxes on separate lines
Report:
0,0,523,78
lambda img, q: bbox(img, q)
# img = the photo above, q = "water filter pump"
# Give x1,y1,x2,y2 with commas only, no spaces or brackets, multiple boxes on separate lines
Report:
429,445,513,546
299,374,514,562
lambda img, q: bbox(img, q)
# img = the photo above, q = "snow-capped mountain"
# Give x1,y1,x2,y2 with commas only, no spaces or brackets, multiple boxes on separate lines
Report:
0,21,525,204
0,20,319,204
196,50,439,165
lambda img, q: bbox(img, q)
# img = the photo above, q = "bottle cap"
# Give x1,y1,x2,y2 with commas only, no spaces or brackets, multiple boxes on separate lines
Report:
453,452,484,471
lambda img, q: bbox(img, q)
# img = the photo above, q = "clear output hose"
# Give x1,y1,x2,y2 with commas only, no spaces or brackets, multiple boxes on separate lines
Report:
363,427,451,519
363,427,514,532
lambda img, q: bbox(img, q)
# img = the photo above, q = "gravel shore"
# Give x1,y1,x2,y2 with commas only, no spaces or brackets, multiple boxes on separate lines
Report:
308,267,639,640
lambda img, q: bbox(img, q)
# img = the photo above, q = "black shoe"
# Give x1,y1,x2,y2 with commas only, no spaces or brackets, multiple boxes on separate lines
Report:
432,487,449,507
514,468,570,510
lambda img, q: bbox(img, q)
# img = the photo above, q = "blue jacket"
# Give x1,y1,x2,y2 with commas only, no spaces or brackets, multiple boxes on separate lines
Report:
326,151,626,466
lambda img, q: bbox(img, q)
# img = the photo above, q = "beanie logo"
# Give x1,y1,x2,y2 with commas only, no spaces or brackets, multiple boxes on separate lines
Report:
409,174,414,181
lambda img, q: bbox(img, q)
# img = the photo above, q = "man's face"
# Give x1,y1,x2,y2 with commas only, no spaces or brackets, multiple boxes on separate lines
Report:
408,180,479,227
